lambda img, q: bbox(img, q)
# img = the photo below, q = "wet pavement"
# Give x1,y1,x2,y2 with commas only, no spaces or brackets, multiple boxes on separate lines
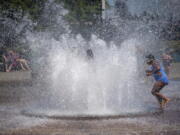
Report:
0,81,180,135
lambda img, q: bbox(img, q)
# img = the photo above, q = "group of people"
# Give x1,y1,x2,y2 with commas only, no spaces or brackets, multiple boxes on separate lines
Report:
145,52,173,109
1,49,30,72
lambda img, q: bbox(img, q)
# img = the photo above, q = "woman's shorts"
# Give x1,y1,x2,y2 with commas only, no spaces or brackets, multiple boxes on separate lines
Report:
152,82,168,93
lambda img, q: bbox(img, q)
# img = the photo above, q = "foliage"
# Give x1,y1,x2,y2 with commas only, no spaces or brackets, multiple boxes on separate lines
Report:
0,0,47,20
54,0,104,39
58,0,102,24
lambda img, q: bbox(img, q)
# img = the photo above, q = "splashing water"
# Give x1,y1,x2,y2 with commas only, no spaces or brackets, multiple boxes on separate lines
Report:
21,0,162,116
25,32,153,116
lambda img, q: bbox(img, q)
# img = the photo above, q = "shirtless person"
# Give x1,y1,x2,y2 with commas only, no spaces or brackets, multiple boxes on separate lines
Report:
162,52,173,77
146,54,170,109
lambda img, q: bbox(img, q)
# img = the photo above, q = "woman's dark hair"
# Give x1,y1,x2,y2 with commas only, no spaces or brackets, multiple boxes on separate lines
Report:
146,54,155,65
145,54,155,60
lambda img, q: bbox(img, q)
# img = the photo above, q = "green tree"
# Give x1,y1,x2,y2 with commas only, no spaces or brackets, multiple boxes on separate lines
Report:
59,0,102,24
56,0,103,39
0,0,47,20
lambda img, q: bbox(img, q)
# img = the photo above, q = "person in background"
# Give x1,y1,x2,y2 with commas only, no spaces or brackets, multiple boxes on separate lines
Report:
86,49,94,60
2,50,16,72
3,50,30,72
145,54,170,109
162,52,173,77
0,47,7,72
15,51,31,71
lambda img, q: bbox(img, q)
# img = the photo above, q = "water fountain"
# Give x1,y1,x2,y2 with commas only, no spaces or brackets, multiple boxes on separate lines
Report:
21,0,164,118
1,1,180,134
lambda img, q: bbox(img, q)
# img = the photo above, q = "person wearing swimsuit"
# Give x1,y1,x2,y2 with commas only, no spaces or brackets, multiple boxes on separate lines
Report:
146,54,170,109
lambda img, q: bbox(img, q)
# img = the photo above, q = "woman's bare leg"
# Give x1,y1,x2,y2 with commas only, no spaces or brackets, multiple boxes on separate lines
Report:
7,64,13,72
17,59,30,71
19,59,30,70
23,61,30,70
152,81,170,108
155,92,169,102
20,62,26,70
